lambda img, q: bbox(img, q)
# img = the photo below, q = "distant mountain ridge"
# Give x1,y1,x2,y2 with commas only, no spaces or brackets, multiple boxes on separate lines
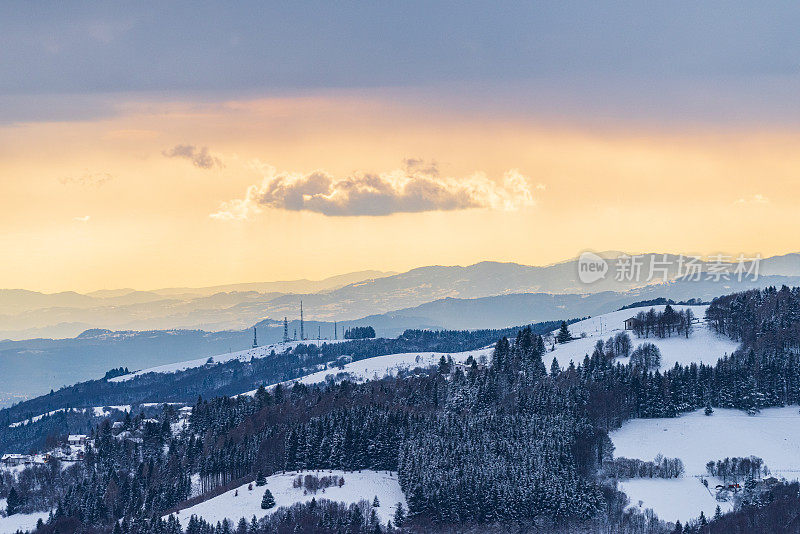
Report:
2,270,800,407
0,253,798,340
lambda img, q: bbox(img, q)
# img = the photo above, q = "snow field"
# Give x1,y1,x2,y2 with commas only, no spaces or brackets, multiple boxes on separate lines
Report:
240,347,494,396
0,504,50,534
610,407,800,524
167,470,406,527
618,478,733,524
110,339,348,383
549,305,739,371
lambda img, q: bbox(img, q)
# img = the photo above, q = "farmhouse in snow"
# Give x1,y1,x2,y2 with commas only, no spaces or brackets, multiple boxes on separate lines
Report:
68,434,88,446
624,317,642,331
1,453,33,467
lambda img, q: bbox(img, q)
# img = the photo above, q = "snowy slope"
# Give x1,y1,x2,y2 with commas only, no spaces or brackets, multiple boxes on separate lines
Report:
618,478,731,524
110,339,348,383
9,408,84,428
168,470,406,527
240,347,493,396
612,407,800,475
8,405,133,429
610,407,800,523
549,305,739,371
0,507,50,534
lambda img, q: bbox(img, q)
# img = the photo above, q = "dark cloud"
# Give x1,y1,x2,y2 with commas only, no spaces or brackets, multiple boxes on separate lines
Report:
211,164,538,219
163,144,223,169
3,4,800,126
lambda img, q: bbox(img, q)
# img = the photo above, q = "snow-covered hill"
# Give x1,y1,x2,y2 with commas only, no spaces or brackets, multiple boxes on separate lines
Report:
6,344,490,431
110,339,348,383
167,470,406,527
0,502,49,534
8,405,133,428
549,305,739,371
610,407,800,524
549,305,754,524
240,347,494,396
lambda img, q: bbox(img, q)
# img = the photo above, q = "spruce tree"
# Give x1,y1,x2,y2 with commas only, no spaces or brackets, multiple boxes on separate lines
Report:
550,357,560,377
393,502,406,527
255,471,266,486
260,488,275,509
556,321,572,343
372,495,380,507
6,487,21,515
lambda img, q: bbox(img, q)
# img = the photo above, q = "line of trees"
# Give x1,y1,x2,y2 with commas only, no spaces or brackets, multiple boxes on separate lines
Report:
629,305,695,339
705,456,768,483
604,454,684,479
344,326,376,339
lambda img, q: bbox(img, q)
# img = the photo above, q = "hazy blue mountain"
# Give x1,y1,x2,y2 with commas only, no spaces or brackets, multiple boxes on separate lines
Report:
3,271,798,408
759,253,800,277
0,254,797,340
147,269,396,297
0,271,394,340
357,274,800,331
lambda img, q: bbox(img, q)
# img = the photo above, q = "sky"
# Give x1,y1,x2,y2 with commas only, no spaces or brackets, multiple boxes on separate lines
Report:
2,2,800,292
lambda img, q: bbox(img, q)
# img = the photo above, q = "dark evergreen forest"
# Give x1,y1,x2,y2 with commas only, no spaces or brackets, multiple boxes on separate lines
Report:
5,287,800,533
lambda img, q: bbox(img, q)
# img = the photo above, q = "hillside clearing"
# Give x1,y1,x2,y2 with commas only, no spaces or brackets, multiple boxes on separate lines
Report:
610,407,800,523
549,305,739,371
167,470,406,527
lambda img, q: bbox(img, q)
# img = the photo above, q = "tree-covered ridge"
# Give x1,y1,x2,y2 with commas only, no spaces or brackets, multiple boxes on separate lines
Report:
706,285,800,351
5,326,614,532
0,320,569,454
10,287,800,532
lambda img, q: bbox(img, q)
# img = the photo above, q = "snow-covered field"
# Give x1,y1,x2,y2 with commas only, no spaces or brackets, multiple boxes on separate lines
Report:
610,407,800,523
110,340,348,382
240,347,493,396
618,478,731,524
550,305,739,371
168,470,406,527
0,505,50,534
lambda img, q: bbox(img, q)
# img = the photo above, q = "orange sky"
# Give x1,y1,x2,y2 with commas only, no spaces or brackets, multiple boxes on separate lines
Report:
1,94,798,293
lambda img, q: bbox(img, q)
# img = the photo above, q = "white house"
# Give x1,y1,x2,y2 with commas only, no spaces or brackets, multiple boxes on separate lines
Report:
1,453,33,466
68,434,88,446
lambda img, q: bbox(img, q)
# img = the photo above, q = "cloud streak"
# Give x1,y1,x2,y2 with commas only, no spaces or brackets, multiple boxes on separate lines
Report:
211,162,538,219
59,171,114,187
734,194,770,206
163,144,223,169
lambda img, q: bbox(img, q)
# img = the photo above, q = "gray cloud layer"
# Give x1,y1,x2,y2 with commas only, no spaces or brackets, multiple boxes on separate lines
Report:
163,145,222,169
4,4,800,126
211,162,537,219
